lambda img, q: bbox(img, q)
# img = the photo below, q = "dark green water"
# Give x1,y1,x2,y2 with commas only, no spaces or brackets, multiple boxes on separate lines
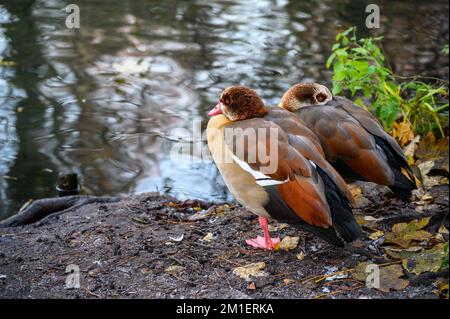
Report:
0,0,448,219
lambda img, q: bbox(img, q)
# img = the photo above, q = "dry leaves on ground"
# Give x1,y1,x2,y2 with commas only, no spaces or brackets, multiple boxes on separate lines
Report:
384,217,432,248
352,262,409,292
278,236,299,251
233,262,268,280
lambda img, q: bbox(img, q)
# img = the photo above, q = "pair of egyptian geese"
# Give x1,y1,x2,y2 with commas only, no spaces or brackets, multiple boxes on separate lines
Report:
206,83,417,250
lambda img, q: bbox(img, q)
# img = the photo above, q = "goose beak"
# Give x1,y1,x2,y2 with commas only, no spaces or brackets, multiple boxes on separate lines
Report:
208,103,223,116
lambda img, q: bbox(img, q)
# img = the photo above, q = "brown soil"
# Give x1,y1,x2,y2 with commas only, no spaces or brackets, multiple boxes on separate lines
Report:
0,183,448,299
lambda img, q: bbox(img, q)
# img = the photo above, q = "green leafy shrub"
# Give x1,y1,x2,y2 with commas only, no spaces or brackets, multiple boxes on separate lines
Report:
327,27,449,137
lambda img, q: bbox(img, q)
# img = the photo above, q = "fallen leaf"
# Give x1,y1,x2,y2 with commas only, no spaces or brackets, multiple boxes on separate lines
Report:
201,232,215,242
369,230,384,240
233,262,268,280
403,243,447,275
88,268,102,278
279,236,299,251
439,225,449,234
355,215,383,228
352,262,409,292
165,265,185,275
283,278,294,284
417,160,434,176
384,246,423,260
296,251,306,261
415,132,449,160
420,193,434,202
393,121,414,147
349,184,362,198
417,160,449,187
403,135,420,163
187,210,210,221
348,184,370,208
435,233,445,242
187,205,231,221
167,201,181,208
384,218,432,248
214,204,231,214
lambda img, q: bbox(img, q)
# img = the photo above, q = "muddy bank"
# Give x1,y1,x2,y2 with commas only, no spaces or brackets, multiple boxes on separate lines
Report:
0,182,448,299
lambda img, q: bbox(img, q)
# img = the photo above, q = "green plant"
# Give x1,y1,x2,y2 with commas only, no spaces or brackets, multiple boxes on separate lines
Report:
442,44,449,55
327,27,449,137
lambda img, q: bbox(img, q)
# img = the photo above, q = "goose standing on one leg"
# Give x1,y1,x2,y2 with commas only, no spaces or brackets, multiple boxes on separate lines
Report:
279,83,417,200
206,86,360,250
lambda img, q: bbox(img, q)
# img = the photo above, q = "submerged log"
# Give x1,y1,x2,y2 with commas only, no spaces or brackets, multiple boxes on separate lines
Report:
0,195,120,228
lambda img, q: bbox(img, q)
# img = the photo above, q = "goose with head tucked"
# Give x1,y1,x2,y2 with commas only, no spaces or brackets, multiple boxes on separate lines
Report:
206,86,360,250
279,82,417,200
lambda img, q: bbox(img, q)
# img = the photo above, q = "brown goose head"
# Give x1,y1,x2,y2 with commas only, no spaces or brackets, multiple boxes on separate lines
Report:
279,83,332,111
208,86,266,121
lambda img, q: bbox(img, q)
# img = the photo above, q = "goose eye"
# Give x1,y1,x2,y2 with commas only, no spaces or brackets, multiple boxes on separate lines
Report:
222,94,231,105
316,93,327,103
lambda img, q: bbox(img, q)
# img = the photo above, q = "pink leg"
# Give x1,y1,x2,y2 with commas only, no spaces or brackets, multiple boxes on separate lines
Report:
245,216,281,250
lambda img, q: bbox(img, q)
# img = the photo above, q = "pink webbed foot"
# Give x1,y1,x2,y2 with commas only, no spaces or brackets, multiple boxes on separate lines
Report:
245,236,281,250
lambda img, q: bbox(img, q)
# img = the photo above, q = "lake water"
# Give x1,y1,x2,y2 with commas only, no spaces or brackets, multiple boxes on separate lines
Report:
0,0,448,219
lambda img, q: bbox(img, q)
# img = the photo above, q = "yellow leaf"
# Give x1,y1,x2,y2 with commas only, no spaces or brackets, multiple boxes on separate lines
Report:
355,215,382,228
201,232,214,242
165,265,185,274
296,252,306,261
384,218,432,248
439,225,449,234
233,262,268,280
393,121,414,147
279,236,299,251
369,230,384,240
348,184,362,198
167,201,180,208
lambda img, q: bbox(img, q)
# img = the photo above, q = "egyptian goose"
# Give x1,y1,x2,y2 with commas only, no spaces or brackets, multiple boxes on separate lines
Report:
206,86,360,250
279,83,417,199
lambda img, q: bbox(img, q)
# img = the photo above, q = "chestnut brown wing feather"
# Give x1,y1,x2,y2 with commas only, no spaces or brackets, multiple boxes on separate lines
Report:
224,118,332,228
264,109,355,205
333,96,406,160
295,105,396,185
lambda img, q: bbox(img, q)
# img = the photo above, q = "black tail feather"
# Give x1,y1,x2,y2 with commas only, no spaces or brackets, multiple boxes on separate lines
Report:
263,185,346,247
316,167,360,243
374,136,417,200
263,167,360,247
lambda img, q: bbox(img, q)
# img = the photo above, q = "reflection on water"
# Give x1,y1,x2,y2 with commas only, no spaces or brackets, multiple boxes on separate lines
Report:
0,0,448,219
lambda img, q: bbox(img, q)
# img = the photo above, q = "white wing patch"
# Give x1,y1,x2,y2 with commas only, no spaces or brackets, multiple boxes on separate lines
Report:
231,154,288,186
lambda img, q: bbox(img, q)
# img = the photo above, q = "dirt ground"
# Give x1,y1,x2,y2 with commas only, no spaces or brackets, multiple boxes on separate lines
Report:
0,179,448,299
